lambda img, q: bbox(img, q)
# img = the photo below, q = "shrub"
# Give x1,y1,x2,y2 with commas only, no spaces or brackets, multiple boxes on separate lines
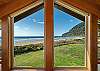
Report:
14,43,44,55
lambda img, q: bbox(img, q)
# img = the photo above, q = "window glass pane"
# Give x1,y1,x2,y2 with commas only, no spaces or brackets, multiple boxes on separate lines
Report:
14,9,44,68
54,8,86,67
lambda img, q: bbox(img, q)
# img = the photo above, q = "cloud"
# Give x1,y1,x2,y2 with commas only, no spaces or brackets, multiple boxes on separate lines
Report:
37,22,44,24
69,19,74,22
33,19,36,23
15,26,19,29
24,27,29,30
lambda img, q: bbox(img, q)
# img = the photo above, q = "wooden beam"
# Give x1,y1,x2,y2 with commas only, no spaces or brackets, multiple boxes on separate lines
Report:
0,0,38,17
1,16,10,71
87,14,98,71
44,0,54,71
62,0,100,18
9,17,14,69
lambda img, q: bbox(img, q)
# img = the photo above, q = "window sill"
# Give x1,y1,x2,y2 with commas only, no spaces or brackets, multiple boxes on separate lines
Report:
12,68,88,71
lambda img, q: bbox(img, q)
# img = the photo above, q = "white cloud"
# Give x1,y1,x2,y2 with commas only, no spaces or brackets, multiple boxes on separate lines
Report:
24,27,29,30
15,26,19,29
37,22,44,24
69,19,74,22
33,19,36,23
14,30,29,36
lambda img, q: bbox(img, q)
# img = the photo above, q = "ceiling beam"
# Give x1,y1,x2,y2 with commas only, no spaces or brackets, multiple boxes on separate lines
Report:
62,0,100,18
0,0,38,17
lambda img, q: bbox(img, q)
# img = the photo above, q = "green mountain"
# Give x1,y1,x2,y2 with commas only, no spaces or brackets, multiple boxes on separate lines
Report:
62,22,85,37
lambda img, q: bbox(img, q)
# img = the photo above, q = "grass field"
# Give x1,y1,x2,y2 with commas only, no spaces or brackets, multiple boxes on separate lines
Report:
14,44,85,67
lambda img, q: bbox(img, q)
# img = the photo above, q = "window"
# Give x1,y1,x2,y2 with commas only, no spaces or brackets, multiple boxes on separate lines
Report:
54,8,86,67
13,5,86,68
13,9,44,68
2,0,97,71
11,1,87,69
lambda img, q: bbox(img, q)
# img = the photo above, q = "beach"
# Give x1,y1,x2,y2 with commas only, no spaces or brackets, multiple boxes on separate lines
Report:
14,36,84,46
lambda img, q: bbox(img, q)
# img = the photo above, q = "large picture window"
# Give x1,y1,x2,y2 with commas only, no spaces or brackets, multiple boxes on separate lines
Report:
13,9,44,68
13,6,86,68
2,0,97,71
12,1,88,68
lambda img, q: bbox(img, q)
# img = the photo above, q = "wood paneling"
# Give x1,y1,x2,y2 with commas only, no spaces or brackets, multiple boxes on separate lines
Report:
9,17,14,69
44,0,54,71
1,16,10,71
96,0,100,4
87,14,98,71
0,0,38,17
62,0,100,18
0,0,13,6
14,3,43,23
0,0,99,18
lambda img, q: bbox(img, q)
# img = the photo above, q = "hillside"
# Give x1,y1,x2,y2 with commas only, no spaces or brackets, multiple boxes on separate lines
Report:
62,22,85,37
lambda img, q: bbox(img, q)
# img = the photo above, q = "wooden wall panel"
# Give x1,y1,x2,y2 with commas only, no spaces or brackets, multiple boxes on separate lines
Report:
0,0,13,6
87,14,98,71
0,0,37,17
9,17,14,69
62,0,100,18
1,16,10,71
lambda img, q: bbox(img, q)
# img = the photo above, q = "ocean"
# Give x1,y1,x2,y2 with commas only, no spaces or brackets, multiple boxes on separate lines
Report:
0,36,84,46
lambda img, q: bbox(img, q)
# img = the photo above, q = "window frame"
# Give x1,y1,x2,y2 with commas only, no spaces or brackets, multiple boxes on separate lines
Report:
1,0,98,71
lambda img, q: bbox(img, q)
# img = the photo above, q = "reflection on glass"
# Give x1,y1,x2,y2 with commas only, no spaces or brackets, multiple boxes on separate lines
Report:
14,9,44,67
54,8,85,67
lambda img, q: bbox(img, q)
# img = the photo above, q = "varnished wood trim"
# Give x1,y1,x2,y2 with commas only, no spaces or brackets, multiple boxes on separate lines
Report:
62,0,100,18
44,0,54,71
9,17,14,69
55,0,88,16
84,16,88,68
0,0,38,17
1,16,10,71
12,67,88,71
54,3,85,21
10,0,43,17
14,3,43,23
87,14,98,71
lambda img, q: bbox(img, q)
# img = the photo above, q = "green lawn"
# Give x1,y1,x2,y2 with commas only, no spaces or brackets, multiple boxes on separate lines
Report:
14,44,85,67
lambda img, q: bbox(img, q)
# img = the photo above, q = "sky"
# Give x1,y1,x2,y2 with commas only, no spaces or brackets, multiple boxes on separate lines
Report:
13,8,82,36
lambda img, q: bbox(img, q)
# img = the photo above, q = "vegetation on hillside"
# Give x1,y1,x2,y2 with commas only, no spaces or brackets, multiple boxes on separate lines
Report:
62,22,85,37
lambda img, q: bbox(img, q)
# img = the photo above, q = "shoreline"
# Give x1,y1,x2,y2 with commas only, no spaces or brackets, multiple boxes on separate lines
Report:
15,40,44,46
14,37,84,46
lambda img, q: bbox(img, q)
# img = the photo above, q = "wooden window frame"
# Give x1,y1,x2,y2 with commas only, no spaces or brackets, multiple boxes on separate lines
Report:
1,0,98,71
